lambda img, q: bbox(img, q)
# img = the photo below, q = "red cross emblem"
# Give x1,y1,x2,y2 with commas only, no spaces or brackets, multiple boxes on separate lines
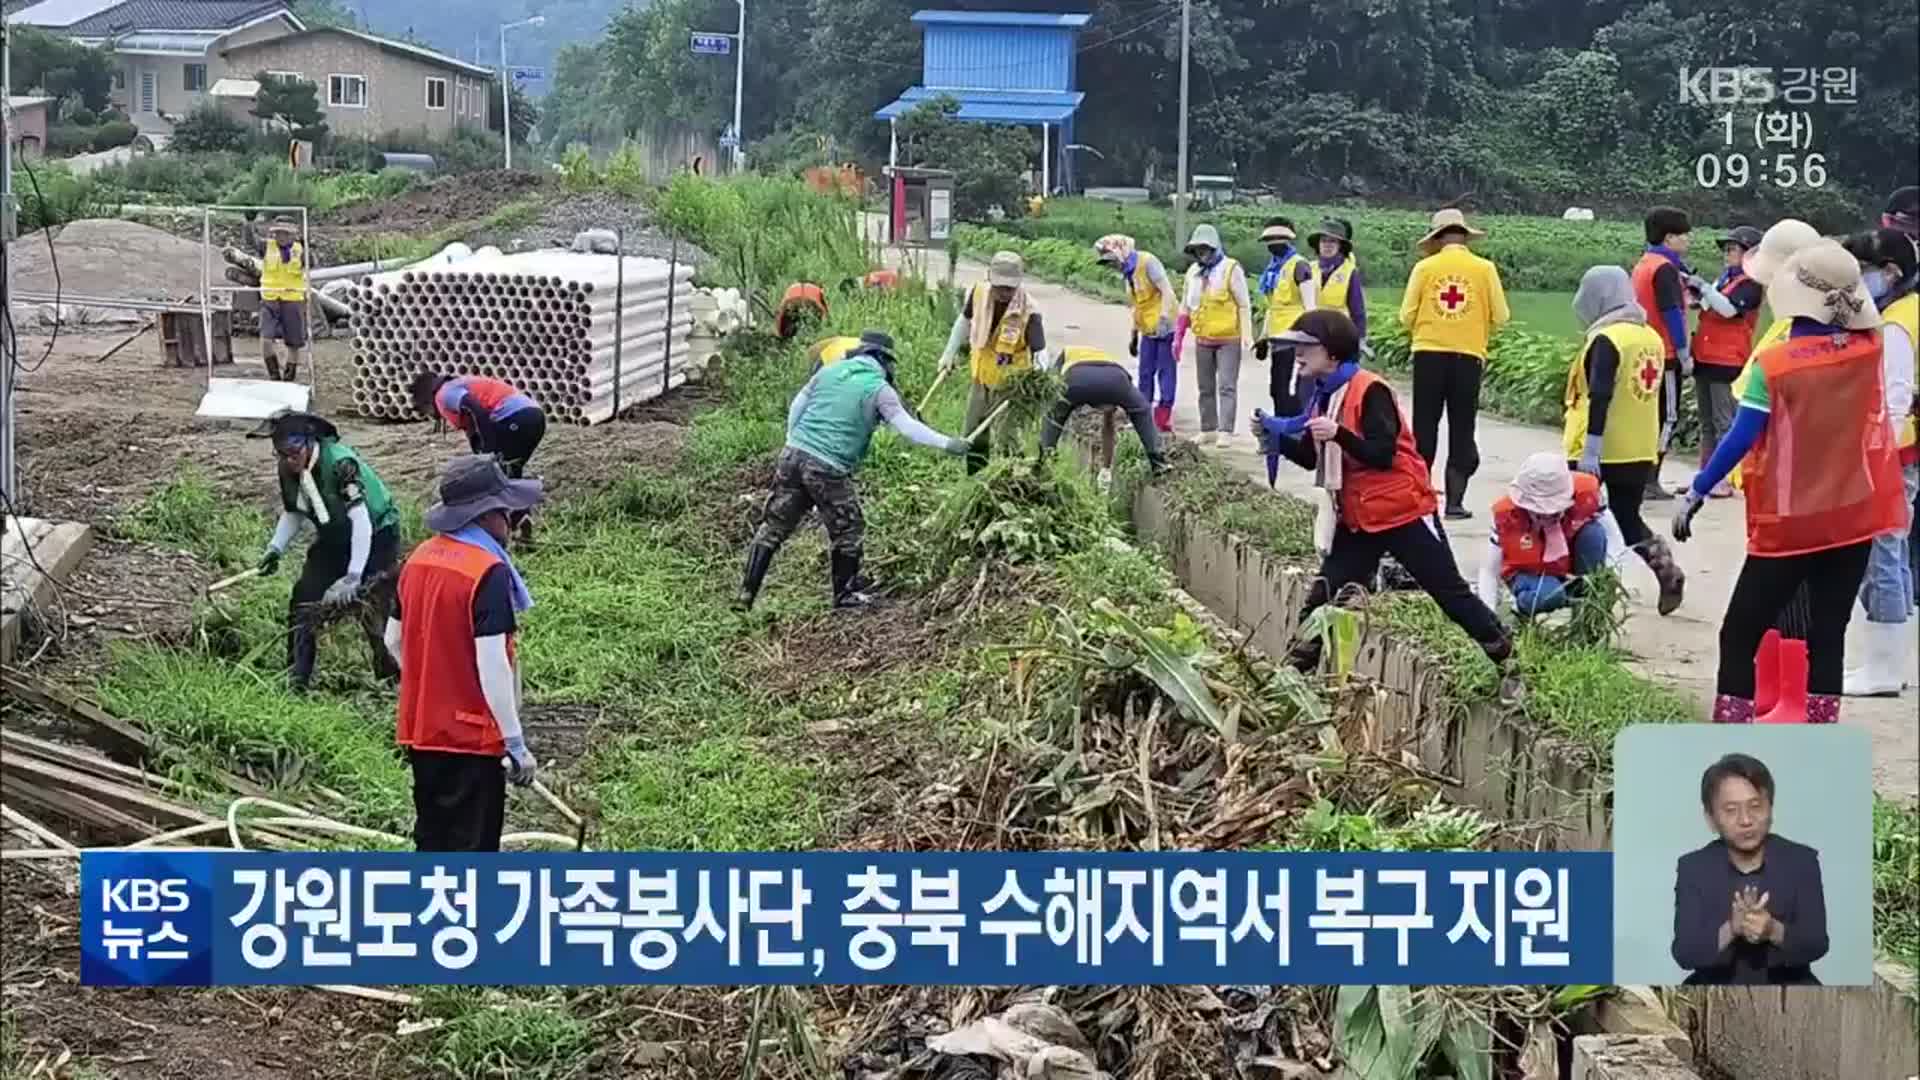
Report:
1440,283,1467,310
1435,277,1471,318
1637,355,1661,393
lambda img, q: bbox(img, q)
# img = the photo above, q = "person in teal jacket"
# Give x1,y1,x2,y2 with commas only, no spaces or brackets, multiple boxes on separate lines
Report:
735,331,971,611
251,410,402,690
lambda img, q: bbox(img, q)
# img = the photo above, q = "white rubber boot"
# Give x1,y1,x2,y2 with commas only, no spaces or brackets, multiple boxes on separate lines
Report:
1842,619,1908,697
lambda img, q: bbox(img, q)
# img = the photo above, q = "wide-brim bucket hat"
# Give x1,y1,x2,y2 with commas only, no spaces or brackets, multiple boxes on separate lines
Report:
1417,208,1487,252
424,453,546,533
1184,223,1223,256
1305,218,1353,251
1508,451,1576,516
988,251,1025,287
1765,240,1881,331
1742,219,1822,287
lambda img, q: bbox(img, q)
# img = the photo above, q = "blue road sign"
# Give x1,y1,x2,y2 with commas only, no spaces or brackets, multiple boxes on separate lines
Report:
510,66,545,84
691,33,732,56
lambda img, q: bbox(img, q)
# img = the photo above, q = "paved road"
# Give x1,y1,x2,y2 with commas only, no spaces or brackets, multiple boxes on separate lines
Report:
876,231,1917,797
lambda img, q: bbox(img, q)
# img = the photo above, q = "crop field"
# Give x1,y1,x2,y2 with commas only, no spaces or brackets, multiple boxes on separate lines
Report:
1,175,1914,1078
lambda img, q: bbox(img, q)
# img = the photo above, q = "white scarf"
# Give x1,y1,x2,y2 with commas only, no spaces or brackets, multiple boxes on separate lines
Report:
294,445,330,525
1311,382,1350,555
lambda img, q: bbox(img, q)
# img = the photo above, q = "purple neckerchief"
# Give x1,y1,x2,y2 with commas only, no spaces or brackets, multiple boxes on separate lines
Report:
1318,255,1346,278
1646,244,1691,274
1716,267,1739,289
1787,318,1851,339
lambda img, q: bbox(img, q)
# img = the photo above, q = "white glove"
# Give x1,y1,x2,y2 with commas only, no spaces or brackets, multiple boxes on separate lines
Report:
1152,315,1173,338
1033,348,1054,372
937,351,958,376
321,573,362,606
502,735,537,786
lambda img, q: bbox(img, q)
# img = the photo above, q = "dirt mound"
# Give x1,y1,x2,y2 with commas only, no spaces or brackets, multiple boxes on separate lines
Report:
470,191,710,263
319,169,544,231
10,218,211,301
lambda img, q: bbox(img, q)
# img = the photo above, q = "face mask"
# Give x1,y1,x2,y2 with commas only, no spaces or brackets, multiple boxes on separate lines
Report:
1266,243,1291,256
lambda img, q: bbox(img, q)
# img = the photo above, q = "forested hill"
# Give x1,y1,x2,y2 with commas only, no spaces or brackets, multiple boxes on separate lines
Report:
337,0,625,79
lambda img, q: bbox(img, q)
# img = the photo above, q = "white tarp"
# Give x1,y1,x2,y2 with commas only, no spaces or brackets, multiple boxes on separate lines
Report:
196,378,311,422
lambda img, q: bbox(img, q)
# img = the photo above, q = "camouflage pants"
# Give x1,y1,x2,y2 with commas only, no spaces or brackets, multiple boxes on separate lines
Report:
752,448,865,557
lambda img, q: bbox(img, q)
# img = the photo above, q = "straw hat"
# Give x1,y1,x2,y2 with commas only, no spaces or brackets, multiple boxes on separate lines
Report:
1742,219,1821,286
1417,208,1486,252
1765,240,1881,330
988,251,1025,287
1259,221,1296,244
1508,451,1576,516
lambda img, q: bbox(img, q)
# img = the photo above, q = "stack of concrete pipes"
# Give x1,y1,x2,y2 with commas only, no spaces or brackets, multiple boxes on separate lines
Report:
346,251,696,425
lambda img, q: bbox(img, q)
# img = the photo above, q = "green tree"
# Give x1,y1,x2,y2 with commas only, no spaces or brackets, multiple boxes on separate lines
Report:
489,80,540,147
250,73,330,144
5,26,115,112
290,0,357,28
896,96,1038,219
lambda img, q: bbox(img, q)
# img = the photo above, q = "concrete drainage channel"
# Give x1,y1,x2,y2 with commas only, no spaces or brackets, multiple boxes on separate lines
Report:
1086,443,1920,1080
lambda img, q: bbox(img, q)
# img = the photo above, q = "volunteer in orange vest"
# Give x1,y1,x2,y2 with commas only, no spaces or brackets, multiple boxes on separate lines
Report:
1562,264,1686,614
1839,228,1918,697
1475,453,1614,616
1672,241,1908,725
1035,344,1171,485
1174,224,1255,449
1630,206,1698,504
1686,226,1766,498
411,373,546,478
938,251,1049,474
1400,208,1511,519
1094,233,1180,433
775,282,828,339
1253,309,1518,691
386,455,545,851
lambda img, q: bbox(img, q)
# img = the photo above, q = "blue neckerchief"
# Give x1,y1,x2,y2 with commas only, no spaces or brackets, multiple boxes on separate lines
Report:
1715,267,1738,289
1311,359,1362,413
1259,245,1296,296
447,524,533,612
1121,251,1139,278
1787,317,1850,339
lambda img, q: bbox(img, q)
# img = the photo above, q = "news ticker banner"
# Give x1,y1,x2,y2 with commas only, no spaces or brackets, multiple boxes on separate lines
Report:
81,850,1610,987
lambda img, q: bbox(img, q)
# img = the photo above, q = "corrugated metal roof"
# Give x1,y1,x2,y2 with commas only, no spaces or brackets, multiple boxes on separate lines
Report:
63,0,288,35
10,0,121,28
111,29,218,52
911,11,1091,28
875,87,1084,125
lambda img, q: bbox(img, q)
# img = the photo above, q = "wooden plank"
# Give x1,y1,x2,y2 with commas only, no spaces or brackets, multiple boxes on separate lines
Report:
0,519,95,665
0,752,217,827
2,673,271,799
4,777,164,839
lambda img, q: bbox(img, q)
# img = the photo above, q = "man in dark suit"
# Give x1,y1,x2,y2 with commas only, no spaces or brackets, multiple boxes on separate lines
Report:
1671,753,1829,985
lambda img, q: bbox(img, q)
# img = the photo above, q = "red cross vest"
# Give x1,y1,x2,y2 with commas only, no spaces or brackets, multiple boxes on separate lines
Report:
1332,369,1438,533
1491,473,1603,580
396,536,514,758
1743,330,1908,557
1690,272,1760,372
1630,253,1682,359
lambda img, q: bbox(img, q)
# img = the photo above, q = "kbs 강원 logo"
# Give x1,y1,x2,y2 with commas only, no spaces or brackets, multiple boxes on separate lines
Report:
1678,67,1775,106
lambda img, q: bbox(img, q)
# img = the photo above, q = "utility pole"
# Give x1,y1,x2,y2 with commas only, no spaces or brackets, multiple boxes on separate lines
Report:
2,18,17,503
1172,0,1191,255
731,0,746,172
499,15,546,170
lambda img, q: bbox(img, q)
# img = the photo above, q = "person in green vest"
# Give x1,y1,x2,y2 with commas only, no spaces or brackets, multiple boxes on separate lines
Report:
251,410,403,691
735,331,972,612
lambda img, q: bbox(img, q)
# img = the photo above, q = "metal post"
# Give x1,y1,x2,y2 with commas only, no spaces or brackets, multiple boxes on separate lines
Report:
200,209,214,383
731,0,747,172
500,25,512,170
1172,0,1191,254
1,19,16,502
1041,123,1050,196
612,230,624,421
662,235,680,395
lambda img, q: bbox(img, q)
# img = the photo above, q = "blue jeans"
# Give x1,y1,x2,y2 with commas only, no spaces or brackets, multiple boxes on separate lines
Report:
1860,463,1920,622
1136,333,1176,408
1508,520,1610,616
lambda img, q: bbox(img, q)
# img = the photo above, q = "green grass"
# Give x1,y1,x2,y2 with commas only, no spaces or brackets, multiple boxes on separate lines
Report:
416,991,593,1080
1874,796,1920,971
590,733,821,850
334,197,543,264
114,471,271,571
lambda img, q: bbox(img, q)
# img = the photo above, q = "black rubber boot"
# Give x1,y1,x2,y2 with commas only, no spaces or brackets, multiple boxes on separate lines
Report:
831,550,874,609
733,545,775,612
1443,466,1473,520
1643,455,1673,501
264,352,284,381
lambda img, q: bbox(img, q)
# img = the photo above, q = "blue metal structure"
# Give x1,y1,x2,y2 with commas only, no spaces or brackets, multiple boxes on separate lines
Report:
876,10,1093,192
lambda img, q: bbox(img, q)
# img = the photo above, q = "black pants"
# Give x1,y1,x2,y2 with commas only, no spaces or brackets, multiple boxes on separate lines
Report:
1268,344,1300,418
1595,460,1654,549
289,524,401,687
1040,361,1165,466
469,406,547,478
1293,516,1511,669
1411,351,1483,491
409,749,506,852
1717,541,1872,698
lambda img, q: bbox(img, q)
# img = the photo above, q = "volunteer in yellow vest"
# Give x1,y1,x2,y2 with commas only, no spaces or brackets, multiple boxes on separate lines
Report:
1309,218,1367,337
1672,241,1908,726
1475,453,1615,617
1400,207,1512,519
1686,226,1767,498
1173,224,1255,449
1255,218,1320,420
1036,345,1171,483
1253,310,1518,694
1093,234,1180,434
1563,265,1687,614
938,251,1048,474
1838,228,1918,697
248,214,309,383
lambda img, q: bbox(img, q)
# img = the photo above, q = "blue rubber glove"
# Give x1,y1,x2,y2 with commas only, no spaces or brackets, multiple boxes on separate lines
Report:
1575,434,1604,476
502,735,538,787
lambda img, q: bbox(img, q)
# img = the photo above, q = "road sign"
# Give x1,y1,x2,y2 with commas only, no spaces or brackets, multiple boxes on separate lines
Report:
719,133,739,149
510,66,545,84
691,32,732,56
